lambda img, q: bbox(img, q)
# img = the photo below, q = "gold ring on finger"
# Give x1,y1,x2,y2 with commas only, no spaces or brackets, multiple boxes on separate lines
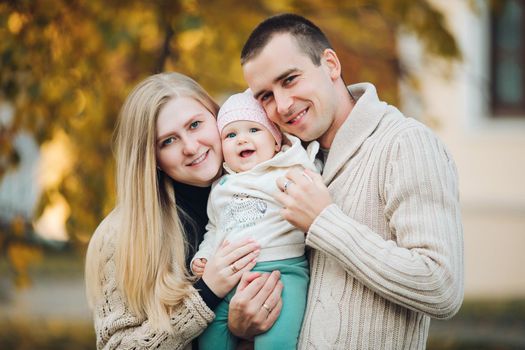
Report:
262,303,271,313
230,264,238,274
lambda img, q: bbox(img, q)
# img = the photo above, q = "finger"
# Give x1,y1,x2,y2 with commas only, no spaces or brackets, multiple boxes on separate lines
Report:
233,249,260,271
287,167,312,188
219,238,258,257
275,176,289,193
304,168,323,183
233,259,257,279
274,191,296,210
262,280,283,311
223,242,260,265
251,289,283,332
237,271,263,292
252,270,281,306
263,298,283,330
301,169,314,183
235,272,271,299
273,190,288,206
194,261,205,268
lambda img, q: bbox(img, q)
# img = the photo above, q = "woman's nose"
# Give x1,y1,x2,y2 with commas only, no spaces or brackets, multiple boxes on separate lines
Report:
182,137,199,155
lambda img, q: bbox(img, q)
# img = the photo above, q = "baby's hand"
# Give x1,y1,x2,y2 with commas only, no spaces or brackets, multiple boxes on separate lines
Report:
192,258,208,277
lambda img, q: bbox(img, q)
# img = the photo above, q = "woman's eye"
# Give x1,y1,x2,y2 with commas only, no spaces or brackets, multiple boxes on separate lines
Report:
190,121,201,129
226,132,236,139
162,136,176,147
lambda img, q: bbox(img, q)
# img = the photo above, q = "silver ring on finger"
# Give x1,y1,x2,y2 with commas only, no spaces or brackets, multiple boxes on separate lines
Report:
230,264,238,274
261,303,271,314
283,179,292,193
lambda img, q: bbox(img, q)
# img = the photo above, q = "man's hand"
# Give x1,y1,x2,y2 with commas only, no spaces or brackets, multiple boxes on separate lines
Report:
275,168,332,232
191,258,207,277
228,271,283,340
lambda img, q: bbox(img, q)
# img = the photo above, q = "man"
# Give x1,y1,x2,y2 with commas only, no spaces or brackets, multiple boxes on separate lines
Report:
229,13,463,349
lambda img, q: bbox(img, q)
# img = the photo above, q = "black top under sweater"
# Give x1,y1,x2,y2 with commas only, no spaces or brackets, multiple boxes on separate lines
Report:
173,181,221,349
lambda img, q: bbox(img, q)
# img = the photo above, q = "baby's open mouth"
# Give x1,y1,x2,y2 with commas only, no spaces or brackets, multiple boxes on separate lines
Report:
240,150,255,158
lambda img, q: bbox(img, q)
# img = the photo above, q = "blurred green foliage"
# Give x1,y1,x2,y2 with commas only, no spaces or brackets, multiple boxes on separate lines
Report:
0,0,460,283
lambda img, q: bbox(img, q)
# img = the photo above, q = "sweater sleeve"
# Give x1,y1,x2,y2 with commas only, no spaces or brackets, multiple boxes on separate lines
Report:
190,191,219,270
194,278,222,311
306,126,464,319
92,229,214,349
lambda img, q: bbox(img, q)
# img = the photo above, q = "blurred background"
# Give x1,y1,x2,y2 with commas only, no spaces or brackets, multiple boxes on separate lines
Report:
0,0,524,349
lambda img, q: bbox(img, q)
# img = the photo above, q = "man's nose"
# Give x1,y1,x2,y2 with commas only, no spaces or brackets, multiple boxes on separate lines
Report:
275,91,293,117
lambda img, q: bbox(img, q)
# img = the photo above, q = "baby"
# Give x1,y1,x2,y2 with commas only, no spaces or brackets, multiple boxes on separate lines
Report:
192,89,320,349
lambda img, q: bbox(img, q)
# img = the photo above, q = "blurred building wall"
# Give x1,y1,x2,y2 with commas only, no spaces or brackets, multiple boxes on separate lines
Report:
399,0,525,298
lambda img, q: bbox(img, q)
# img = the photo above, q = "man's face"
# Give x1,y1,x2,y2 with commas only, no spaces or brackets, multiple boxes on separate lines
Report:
242,33,340,148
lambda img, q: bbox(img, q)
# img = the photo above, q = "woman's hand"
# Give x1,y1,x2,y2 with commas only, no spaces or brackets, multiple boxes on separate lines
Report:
202,239,260,298
228,270,283,340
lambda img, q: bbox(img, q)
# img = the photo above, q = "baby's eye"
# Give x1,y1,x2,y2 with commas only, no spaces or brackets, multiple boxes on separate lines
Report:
225,132,236,139
190,121,201,129
249,128,260,133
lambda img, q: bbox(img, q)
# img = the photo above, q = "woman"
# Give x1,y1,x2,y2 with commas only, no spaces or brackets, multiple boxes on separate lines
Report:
85,72,275,350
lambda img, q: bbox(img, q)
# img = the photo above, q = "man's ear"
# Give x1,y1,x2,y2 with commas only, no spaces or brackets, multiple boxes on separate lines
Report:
321,48,341,81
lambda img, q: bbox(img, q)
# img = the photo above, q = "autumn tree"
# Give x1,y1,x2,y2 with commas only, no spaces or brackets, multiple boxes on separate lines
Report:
0,0,460,286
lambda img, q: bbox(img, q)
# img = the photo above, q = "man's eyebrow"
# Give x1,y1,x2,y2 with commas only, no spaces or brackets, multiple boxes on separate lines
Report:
253,68,299,100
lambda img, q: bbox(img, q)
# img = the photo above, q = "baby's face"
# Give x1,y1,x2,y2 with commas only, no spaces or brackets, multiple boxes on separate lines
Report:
221,120,280,173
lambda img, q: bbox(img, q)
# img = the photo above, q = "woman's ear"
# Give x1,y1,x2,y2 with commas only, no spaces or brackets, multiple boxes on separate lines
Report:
321,48,342,81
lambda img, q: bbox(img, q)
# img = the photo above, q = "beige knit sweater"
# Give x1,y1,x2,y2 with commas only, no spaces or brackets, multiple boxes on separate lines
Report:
298,83,464,349
88,211,215,350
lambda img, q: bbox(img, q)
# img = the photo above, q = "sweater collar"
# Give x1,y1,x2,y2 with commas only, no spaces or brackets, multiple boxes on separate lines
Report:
322,83,387,184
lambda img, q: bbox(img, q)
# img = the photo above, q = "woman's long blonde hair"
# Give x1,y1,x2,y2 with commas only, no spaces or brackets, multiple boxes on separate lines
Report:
85,72,219,331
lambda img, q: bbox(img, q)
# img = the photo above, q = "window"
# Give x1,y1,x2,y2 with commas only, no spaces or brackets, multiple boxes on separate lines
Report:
491,0,525,116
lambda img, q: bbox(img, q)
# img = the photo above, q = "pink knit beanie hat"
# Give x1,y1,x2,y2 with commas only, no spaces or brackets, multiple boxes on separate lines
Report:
217,89,282,148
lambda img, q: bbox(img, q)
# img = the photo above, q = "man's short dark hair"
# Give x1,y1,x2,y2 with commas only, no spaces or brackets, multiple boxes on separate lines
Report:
241,13,333,66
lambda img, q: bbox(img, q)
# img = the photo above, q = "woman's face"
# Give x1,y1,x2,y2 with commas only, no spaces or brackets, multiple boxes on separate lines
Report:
156,96,223,187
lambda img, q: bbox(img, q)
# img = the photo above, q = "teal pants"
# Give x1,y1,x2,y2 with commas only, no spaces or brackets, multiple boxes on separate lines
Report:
198,256,309,350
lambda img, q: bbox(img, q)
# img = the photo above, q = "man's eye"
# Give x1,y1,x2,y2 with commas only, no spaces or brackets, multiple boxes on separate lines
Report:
283,75,297,85
225,132,236,139
190,121,201,129
260,92,272,102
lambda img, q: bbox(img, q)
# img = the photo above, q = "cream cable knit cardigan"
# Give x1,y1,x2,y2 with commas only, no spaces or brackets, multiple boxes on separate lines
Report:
89,211,214,350
298,83,464,349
